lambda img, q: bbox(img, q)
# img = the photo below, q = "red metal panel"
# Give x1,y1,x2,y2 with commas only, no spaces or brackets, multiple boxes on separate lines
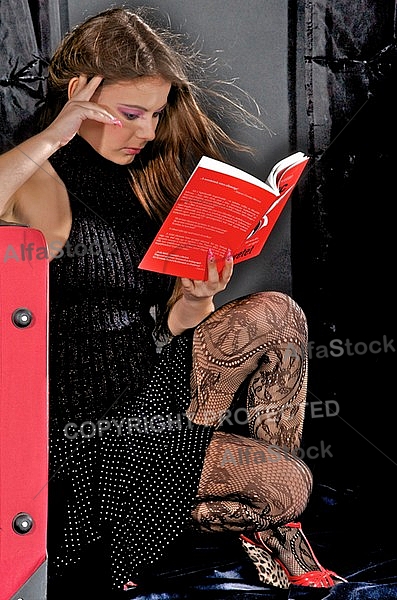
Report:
0,225,48,600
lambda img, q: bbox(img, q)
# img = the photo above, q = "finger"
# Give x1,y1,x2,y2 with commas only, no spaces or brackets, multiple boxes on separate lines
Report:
74,75,104,100
220,248,234,282
206,248,222,282
219,262,233,285
180,277,195,289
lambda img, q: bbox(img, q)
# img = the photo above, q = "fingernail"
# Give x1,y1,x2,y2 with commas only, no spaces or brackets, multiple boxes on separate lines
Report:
207,248,215,261
111,118,123,127
225,248,233,261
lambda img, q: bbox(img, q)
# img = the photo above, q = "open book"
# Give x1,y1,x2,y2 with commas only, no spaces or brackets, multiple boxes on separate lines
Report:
139,151,310,280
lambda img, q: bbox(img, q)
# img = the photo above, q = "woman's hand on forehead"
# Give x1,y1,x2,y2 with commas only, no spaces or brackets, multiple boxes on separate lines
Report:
44,74,122,148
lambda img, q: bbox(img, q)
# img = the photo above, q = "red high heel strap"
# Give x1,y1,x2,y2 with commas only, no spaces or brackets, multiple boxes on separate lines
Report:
241,524,348,588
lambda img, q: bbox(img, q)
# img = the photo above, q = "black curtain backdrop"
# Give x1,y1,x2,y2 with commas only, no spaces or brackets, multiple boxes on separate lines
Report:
0,0,61,152
291,0,396,516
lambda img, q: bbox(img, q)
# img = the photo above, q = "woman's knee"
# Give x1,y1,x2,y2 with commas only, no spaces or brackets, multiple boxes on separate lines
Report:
252,290,306,323
230,291,307,343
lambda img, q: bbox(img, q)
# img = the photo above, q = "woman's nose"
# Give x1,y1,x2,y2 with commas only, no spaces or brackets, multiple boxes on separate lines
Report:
136,117,157,141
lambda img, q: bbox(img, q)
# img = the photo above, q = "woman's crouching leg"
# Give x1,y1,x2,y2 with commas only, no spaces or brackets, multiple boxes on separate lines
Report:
191,431,313,533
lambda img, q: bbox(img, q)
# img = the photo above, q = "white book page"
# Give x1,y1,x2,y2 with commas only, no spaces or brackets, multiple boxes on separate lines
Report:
198,156,274,193
265,151,307,189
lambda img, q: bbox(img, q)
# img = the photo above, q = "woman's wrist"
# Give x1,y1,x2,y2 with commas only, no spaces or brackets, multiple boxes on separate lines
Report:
168,294,215,335
39,125,70,153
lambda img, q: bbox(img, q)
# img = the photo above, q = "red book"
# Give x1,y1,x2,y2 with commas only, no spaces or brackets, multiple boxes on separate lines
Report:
139,151,310,280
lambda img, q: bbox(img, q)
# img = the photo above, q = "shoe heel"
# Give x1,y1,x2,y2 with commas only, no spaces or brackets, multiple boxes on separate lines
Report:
240,535,290,589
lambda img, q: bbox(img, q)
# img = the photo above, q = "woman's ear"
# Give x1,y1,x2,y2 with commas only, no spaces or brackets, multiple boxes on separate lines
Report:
68,77,80,100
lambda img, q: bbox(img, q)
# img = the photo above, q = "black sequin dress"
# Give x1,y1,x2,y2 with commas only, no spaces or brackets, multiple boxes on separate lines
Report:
47,136,213,592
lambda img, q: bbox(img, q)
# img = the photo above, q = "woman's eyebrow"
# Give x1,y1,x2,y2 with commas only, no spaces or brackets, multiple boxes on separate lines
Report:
118,102,168,112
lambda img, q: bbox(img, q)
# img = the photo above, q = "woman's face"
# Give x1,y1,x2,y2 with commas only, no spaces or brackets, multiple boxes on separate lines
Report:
78,76,171,165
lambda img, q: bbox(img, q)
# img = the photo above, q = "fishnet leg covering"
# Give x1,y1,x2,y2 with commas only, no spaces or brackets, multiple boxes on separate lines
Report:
189,291,313,533
191,431,312,533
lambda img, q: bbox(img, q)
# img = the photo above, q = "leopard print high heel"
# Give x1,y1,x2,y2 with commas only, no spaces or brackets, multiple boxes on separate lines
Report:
241,522,347,588
241,533,290,588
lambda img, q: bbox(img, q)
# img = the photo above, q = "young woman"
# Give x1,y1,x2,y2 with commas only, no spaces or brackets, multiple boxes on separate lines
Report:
0,7,346,596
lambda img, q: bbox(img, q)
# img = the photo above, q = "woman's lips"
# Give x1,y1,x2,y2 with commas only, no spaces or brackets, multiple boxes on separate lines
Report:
124,147,141,155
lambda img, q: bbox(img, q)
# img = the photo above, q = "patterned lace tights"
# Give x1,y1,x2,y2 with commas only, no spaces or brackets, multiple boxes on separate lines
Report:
188,291,313,534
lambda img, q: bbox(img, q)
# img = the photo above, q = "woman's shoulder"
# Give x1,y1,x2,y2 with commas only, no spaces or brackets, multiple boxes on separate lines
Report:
10,160,70,233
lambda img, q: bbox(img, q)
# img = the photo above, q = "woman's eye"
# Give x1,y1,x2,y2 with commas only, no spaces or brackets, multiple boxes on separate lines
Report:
122,112,139,121
119,109,165,121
